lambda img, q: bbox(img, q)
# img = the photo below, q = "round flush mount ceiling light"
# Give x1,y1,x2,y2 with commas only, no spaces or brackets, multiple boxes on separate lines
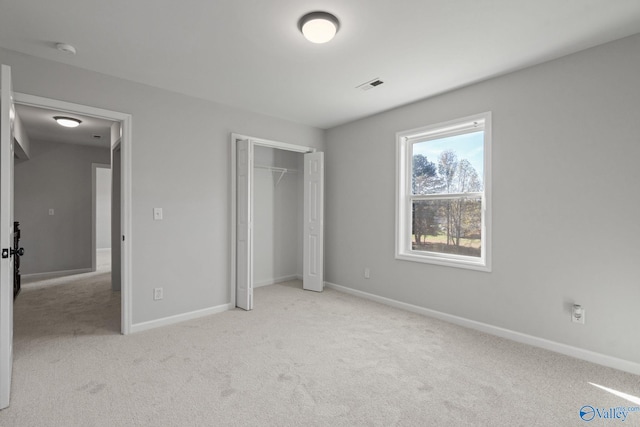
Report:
54,116,82,128
298,11,340,44
56,43,77,55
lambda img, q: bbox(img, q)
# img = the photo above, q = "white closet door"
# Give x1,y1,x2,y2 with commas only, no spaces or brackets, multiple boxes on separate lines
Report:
303,152,324,292
0,64,15,409
236,139,253,310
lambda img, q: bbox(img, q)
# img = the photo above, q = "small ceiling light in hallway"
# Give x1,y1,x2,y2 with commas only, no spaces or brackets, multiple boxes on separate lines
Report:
53,116,82,128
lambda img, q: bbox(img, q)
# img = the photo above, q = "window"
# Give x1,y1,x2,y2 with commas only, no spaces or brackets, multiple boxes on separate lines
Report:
396,112,491,271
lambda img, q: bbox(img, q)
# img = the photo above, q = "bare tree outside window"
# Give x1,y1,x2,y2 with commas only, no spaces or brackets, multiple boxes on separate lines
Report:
410,131,484,258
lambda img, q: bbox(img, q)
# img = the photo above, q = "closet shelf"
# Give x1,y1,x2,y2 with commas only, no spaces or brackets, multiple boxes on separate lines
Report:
255,165,298,186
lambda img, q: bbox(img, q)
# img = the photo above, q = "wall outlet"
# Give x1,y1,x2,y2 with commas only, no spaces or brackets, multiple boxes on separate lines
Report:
154,287,163,301
572,304,585,324
48,208,55,215
153,208,163,221
364,268,370,279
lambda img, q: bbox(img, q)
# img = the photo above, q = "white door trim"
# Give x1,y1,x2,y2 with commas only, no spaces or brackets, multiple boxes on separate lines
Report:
230,133,316,308
14,93,133,335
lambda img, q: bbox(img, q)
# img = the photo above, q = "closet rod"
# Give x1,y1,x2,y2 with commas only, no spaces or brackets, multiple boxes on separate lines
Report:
254,165,298,186
254,165,298,173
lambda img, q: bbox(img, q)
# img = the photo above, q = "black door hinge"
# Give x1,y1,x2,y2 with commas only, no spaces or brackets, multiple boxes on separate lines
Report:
1,249,8,259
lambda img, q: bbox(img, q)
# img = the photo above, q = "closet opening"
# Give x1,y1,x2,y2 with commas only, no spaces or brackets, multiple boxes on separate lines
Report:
253,146,302,289
230,134,324,311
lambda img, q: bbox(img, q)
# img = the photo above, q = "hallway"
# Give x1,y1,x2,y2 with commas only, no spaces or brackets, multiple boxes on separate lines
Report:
16,249,119,340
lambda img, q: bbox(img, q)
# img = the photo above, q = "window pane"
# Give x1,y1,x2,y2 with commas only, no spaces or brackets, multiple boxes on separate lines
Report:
412,198,482,258
412,131,484,195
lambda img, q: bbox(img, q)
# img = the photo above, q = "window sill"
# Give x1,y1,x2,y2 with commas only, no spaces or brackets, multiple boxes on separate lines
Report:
395,252,491,272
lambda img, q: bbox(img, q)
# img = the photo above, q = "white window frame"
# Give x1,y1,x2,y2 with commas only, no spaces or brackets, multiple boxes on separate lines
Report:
395,112,492,272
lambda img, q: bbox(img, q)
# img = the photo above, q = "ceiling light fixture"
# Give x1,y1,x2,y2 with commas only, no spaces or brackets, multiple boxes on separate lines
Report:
54,116,82,128
298,11,340,44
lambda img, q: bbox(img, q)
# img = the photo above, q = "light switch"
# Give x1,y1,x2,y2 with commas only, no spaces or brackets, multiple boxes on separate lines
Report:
48,209,55,216
153,208,163,220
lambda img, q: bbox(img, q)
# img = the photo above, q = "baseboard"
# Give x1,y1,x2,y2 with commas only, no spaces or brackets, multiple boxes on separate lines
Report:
254,275,300,288
22,268,93,281
324,282,640,376
130,303,233,334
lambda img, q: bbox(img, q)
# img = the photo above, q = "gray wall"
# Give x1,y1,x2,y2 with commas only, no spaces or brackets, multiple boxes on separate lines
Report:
0,46,325,324
253,146,301,286
96,167,111,249
325,33,640,363
15,140,110,274
14,113,30,160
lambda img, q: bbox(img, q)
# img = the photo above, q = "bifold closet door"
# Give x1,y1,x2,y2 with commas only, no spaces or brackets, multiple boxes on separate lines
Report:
303,151,324,292
236,139,253,310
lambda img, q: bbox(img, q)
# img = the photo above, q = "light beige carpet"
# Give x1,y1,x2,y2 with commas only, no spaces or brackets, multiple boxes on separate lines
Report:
1,272,639,426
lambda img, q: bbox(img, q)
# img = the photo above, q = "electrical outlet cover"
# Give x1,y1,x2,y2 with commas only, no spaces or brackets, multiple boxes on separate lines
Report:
572,307,585,324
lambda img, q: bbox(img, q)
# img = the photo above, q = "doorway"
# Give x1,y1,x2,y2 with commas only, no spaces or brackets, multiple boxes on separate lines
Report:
13,93,132,334
231,134,325,311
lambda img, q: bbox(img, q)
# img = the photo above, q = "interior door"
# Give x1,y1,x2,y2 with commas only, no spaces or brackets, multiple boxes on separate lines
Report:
303,152,324,292
0,64,15,409
236,139,253,310
111,145,122,292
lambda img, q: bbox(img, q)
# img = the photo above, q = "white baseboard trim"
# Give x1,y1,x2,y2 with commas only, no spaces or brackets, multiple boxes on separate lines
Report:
325,282,640,376
130,303,233,334
254,275,300,288
22,268,93,281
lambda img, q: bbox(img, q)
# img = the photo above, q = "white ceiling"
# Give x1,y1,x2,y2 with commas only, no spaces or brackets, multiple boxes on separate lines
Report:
16,104,112,148
1,0,640,129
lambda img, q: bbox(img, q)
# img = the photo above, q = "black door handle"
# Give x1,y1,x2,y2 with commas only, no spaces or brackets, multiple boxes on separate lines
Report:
11,247,24,257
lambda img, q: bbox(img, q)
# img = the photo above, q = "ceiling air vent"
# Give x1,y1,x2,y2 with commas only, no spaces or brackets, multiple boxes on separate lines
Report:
356,78,384,91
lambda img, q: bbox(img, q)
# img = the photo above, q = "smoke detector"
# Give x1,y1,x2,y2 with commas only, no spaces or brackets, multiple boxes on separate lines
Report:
56,43,77,55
